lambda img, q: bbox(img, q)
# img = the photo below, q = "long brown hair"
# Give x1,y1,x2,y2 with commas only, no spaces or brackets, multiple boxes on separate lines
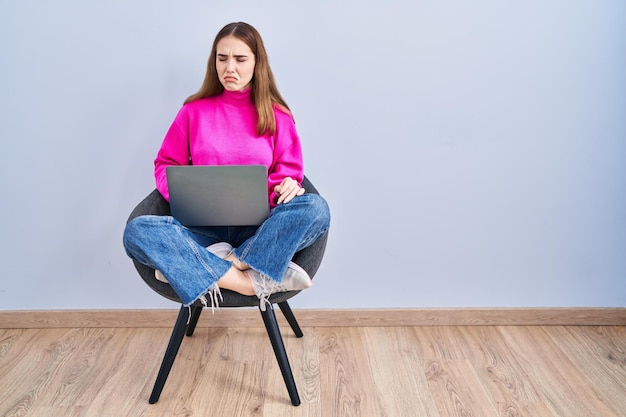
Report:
185,22,291,136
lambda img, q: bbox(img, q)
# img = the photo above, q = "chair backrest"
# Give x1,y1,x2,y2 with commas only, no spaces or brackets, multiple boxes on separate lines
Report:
126,176,328,306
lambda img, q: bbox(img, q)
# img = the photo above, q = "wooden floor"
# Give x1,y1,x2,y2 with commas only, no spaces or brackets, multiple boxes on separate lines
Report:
0,323,624,417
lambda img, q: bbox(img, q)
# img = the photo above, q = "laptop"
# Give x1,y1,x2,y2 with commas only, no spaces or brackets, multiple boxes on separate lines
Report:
166,165,269,226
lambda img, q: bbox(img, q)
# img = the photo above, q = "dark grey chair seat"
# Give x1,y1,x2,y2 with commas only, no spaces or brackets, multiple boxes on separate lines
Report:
126,176,328,406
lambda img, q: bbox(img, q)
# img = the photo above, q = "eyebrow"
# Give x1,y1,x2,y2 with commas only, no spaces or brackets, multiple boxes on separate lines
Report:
217,53,249,58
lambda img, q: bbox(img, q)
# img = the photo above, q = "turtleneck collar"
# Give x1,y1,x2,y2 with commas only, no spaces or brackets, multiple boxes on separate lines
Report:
219,88,253,106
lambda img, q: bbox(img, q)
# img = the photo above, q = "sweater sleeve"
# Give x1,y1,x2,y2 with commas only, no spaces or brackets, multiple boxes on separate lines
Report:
154,107,190,201
268,109,304,206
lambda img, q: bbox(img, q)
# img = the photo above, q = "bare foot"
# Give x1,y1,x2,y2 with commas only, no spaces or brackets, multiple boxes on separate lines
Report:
225,253,250,271
216,266,255,295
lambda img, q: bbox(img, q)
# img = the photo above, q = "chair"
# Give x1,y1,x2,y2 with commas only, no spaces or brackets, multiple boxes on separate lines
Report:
126,176,328,406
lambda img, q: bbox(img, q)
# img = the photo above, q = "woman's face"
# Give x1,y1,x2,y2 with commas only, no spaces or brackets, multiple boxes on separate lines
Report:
216,35,256,91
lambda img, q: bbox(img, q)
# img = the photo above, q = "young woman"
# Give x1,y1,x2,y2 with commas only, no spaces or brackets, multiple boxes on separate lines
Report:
123,22,330,310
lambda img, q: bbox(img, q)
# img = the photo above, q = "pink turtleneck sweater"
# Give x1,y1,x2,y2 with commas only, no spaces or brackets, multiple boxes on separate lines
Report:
154,89,304,208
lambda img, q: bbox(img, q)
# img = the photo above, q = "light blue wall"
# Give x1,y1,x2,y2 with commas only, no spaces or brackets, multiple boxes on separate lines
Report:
1,1,624,310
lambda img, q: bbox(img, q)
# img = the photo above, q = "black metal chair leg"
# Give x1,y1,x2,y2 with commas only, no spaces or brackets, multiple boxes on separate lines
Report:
259,304,301,406
186,305,203,336
278,301,303,338
149,305,190,404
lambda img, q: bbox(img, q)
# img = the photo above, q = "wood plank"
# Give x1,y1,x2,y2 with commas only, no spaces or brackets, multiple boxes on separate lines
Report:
318,327,382,416
263,326,322,416
80,328,160,416
363,327,441,417
1,325,625,417
0,328,153,417
1,307,624,329
543,326,626,414
411,326,502,417
454,326,560,417
0,328,48,417
497,326,623,417
173,327,266,414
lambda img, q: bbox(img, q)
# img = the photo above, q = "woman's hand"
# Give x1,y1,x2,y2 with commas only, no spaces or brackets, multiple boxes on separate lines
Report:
275,177,305,204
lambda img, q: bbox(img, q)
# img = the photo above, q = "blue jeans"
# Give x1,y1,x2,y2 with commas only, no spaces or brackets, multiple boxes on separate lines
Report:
123,193,330,306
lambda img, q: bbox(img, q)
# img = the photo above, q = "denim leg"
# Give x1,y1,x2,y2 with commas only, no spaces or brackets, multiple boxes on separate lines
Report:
123,215,232,306
232,193,330,282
